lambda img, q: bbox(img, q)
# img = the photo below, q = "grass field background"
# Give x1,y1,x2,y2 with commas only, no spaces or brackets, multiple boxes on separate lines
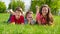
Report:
0,13,60,34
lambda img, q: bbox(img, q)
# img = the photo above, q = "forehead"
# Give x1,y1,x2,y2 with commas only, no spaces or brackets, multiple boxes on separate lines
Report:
27,13,33,16
15,10,21,12
27,13,32,15
42,7,48,10
29,12,33,14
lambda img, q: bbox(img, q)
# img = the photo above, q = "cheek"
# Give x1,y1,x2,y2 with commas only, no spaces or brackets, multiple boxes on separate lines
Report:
45,10,48,14
42,7,48,14
16,12,19,15
26,15,29,19
31,14,33,16
45,11,48,14
27,17,30,20
42,10,48,14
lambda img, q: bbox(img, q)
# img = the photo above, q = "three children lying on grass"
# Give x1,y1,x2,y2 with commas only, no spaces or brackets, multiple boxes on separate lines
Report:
7,4,54,25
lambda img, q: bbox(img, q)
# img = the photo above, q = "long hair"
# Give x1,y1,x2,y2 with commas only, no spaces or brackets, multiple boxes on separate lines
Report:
39,4,53,24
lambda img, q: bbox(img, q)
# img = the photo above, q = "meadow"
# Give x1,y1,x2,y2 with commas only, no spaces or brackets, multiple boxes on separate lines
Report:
0,13,60,34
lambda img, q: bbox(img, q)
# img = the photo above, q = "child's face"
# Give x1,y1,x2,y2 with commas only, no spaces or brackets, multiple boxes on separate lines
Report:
42,7,48,16
27,13,33,21
15,10,21,19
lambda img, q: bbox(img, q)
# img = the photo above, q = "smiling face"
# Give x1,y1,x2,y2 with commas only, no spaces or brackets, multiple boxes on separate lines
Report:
26,11,33,21
15,10,21,15
42,7,48,16
27,13,33,20
15,10,21,19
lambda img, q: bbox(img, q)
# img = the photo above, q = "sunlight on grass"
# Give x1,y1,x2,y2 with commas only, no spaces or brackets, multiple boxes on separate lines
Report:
0,13,60,34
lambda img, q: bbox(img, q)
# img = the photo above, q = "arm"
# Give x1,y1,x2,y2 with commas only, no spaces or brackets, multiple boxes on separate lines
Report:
11,22,15,24
36,13,41,25
21,23,24,25
28,19,31,24
36,6,39,15
37,20,41,25
10,15,15,24
21,16,24,24
9,9,15,15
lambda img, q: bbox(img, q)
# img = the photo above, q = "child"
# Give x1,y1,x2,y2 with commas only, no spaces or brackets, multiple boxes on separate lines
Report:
36,4,54,25
24,10,35,25
9,7,24,24
7,7,23,23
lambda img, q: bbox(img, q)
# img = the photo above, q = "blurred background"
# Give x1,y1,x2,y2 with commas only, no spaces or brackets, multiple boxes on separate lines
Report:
0,0,60,15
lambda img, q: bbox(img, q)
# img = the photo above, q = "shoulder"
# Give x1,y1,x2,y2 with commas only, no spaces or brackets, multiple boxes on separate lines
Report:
20,15,24,17
37,13,41,16
20,15,24,19
11,15,15,18
36,13,42,18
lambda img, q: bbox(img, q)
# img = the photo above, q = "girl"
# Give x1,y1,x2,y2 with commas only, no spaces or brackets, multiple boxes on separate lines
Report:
9,7,24,24
36,4,54,25
24,10,35,25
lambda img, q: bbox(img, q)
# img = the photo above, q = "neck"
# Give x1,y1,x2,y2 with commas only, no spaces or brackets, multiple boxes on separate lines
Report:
42,14,46,17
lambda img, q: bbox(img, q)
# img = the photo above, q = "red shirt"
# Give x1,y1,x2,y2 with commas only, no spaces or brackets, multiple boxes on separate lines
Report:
10,15,24,24
36,13,47,24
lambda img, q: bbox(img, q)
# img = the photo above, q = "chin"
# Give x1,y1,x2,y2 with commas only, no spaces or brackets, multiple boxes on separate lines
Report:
42,13,46,16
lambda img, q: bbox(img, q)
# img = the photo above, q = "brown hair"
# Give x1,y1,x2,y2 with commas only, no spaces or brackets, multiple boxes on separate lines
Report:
15,7,23,14
39,4,53,24
25,10,33,18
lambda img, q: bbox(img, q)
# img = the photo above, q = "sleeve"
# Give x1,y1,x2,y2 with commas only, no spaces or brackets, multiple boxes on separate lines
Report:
36,13,41,21
36,13,41,24
20,16,24,23
10,15,15,23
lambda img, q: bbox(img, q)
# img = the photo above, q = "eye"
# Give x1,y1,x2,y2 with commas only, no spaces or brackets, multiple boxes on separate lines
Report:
45,10,47,11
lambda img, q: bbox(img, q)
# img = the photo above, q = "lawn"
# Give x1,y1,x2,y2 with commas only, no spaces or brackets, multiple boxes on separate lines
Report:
0,13,60,34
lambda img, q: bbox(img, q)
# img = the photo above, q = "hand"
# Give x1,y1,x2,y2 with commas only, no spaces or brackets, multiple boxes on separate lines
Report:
28,19,31,24
9,9,13,12
21,23,24,25
36,5,39,14
36,5,39,10
9,9,15,15
11,22,15,24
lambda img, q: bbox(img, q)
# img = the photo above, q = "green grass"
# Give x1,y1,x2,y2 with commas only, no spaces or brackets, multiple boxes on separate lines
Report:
0,13,60,34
